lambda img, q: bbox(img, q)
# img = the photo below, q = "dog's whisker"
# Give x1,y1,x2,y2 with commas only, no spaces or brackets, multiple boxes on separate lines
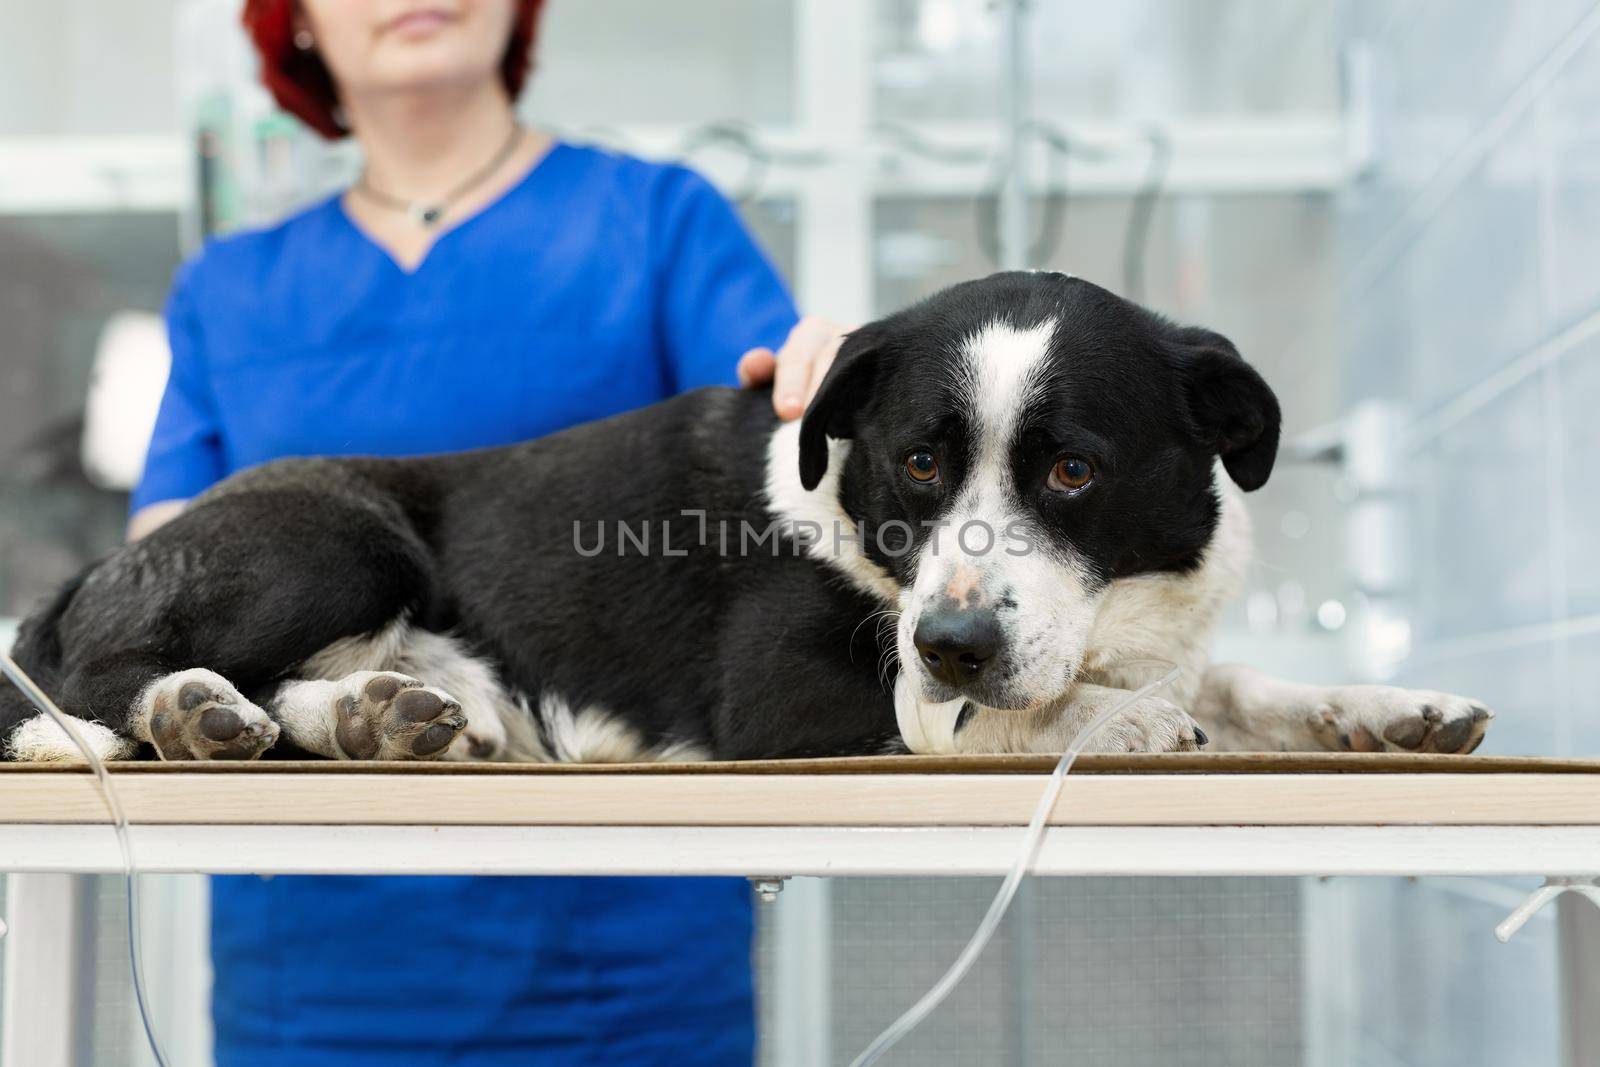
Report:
876,640,902,693
849,608,902,665
850,608,898,647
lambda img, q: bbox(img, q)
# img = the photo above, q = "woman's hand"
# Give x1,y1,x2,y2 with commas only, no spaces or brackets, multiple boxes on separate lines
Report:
127,500,187,542
736,316,852,421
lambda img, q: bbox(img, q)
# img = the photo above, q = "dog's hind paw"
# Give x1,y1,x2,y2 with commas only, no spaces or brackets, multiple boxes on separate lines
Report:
332,672,467,761
1309,688,1493,754
144,669,280,760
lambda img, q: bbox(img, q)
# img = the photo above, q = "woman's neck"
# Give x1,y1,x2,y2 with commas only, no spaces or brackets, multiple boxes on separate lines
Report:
337,78,553,272
345,79,518,199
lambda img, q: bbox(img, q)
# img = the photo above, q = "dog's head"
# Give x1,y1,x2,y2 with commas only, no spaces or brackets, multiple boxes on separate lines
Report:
799,271,1279,713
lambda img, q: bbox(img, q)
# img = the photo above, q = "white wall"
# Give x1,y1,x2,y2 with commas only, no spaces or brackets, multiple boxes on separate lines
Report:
0,0,179,136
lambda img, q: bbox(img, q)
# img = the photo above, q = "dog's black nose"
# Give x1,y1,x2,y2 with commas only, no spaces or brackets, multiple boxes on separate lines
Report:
914,611,1003,688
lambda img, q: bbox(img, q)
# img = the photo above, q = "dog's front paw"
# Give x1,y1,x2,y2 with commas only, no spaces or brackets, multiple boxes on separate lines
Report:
146,669,279,760
333,672,467,760
448,706,509,762
1070,696,1208,754
1309,687,1493,754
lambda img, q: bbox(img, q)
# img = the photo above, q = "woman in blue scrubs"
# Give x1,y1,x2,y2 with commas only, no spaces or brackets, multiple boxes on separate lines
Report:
131,2,843,1062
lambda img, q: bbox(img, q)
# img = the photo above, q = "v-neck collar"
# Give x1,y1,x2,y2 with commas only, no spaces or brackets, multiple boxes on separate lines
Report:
330,140,570,277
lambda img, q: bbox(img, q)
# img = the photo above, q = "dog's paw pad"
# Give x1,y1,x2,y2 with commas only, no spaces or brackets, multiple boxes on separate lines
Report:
149,671,278,760
1377,699,1491,754
1421,701,1492,753
334,672,466,761
1381,710,1432,749
1317,691,1492,755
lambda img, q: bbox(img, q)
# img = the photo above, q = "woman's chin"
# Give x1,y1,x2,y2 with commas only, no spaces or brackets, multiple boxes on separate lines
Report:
360,56,500,96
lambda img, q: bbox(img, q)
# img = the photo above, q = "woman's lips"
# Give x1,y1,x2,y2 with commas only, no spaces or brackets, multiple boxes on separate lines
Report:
383,9,455,39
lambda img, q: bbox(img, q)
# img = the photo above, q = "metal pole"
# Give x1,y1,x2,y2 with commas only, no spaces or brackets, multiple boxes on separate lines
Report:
2,874,86,1066
1560,894,1600,1067
997,0,1032,273
996,11,1035,1064
772,2,868,1060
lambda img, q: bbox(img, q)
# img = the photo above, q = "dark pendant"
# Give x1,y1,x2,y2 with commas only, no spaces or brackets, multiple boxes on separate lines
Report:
410,204,444,227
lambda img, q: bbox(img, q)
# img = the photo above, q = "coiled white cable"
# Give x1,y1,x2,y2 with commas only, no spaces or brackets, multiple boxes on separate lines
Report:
1,651,172,1067
849,664,1186,1067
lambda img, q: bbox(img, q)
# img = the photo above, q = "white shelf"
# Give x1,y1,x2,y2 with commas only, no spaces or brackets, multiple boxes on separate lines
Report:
0,117,1351,217
0,135,186,215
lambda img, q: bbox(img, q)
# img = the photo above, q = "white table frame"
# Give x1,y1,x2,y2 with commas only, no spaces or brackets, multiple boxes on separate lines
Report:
0,823,1597,878
5,764,1599,1066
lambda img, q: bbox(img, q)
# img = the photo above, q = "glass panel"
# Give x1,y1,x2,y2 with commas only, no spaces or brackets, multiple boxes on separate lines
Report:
82,877,140,1067
740,197,799,288
874,0,1342,124
523,0,796,128
819,877,1302,1065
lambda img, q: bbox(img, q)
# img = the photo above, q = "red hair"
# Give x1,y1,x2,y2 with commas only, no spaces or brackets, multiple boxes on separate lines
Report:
241,1,547,139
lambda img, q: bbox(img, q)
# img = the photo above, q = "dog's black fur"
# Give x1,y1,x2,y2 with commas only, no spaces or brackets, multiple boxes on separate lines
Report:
0,272,1279,761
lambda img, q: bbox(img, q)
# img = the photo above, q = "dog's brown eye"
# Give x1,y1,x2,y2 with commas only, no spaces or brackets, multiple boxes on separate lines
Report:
905,450,940,484
1048,456,1094,493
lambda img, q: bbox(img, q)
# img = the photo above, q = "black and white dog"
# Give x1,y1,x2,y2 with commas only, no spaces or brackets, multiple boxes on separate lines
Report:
1,272,1492,764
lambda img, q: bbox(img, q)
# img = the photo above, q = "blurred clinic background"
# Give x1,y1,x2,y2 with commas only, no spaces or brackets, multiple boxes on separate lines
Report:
2,0,1599,1064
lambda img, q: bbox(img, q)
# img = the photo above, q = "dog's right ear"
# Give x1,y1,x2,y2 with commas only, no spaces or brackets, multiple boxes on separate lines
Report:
1171,325,1282,492
798,325,884,491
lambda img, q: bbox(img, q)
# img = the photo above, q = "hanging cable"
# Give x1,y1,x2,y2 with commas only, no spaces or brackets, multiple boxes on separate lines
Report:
972,145,1065,269
872,121,1024,269
677,121,772,203
0,652,172,1067
849,663,1187,1066
1122,125,1172,302
870,121,991,166
676,120,832,204
1011,119,1111,269
872,120,1052,269
972,118,1173,293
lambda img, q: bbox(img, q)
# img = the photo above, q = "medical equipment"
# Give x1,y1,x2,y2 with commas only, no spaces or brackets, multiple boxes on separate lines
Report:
0,651,171,1067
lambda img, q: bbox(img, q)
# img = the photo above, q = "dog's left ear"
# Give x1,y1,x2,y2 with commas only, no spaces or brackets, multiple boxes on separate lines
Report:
1172,326,1281,491
798,325,884,491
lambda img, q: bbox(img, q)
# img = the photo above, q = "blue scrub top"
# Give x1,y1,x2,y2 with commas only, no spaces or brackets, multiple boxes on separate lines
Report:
134,142,798,1066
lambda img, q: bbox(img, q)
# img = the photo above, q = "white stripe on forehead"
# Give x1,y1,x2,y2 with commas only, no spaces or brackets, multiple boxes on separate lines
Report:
956,318,1057,446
